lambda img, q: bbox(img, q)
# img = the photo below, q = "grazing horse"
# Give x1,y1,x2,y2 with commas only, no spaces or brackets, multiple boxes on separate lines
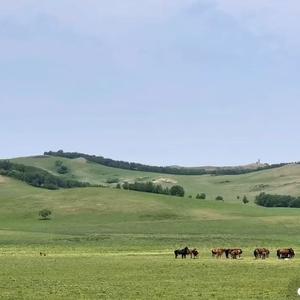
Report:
211,248,226,258
254,248,270,259
174,247,190,259
225,248,243,259
277,248,295,259
190,248,199,259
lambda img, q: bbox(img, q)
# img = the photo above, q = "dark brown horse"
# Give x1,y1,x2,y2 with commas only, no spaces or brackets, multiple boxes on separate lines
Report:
254,248,270,259
174,247,190,259
277,248,295,259
190,248,199,259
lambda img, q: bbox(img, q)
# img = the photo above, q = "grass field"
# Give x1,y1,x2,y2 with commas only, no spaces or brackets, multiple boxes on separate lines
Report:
1,172,300,299
1,253,300,299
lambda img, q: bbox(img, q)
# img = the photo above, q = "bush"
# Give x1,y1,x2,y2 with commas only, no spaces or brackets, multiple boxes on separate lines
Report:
106,178,120,184
169,185,185,197
255,192,300,208
39,209,52,220
121,181,184,197
215,195,224,201
242,195,249,204
57,165,68,174
196,193,206,199
55,160,63,167
55,160,68,174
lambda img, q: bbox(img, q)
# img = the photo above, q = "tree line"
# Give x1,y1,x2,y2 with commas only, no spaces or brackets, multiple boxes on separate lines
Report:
0,160,91,190
255,192,300,208
121,181,185,197
44,150,294,176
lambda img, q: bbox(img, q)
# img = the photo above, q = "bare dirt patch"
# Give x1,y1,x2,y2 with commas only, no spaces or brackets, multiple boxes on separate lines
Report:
152,177,177,185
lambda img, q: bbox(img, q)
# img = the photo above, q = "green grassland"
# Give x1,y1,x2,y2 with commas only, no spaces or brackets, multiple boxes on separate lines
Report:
12,155,300,201
1,170,300,299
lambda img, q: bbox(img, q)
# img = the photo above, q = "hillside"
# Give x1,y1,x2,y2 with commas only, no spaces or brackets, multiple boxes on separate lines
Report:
1,174,300,249
11,155,300,201
1,170,300,299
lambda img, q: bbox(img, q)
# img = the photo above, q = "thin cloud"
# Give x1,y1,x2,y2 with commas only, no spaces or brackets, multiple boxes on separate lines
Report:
215,0,300,49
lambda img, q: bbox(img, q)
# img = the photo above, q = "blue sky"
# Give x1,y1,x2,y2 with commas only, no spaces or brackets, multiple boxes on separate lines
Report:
1,0,300,166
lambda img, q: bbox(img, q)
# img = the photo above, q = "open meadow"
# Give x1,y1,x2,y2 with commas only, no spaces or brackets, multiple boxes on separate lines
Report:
1,169,300,299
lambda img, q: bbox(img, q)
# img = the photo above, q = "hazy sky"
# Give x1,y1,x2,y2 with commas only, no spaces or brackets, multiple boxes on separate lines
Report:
1,1,300,166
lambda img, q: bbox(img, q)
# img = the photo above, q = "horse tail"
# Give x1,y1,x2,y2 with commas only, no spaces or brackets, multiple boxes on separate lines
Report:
253,249,257,259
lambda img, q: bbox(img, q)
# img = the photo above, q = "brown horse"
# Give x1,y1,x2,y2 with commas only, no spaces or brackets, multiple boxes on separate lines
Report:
190,248,199,259
254,248,270,259
225,248,243,259
277,248,295,259
211,248,226,258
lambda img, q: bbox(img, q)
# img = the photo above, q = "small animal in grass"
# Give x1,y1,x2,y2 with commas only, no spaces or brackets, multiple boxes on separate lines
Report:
40,252,47,256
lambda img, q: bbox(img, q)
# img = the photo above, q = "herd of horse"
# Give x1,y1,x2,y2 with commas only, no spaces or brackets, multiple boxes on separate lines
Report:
174,247,295,259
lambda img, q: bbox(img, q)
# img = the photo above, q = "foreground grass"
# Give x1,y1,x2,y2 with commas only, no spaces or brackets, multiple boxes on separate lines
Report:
0,251,299,300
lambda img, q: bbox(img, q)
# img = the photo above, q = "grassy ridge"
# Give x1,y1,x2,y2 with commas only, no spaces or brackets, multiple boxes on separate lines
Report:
12,155,300,201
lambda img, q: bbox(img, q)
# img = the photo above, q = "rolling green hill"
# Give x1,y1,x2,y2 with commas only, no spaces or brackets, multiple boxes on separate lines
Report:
11,155,300,202
1,173,300,249
1,161,300,299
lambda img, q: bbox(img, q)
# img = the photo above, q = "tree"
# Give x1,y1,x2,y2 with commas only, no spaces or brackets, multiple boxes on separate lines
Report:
55,160,63,167
57,165,68,174
55,160,68,174
122,182,129,190
290,198,300,208
39,209,52,220
242,195,249,204
169,185,185,197
215,195,224,201
196,193,206,199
